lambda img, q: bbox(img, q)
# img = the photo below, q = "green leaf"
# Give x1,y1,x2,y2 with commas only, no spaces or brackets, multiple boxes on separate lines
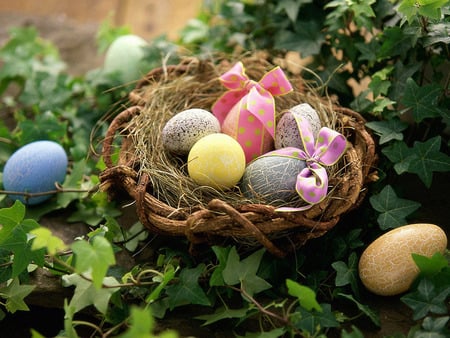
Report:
30,227,66,255
369,185,421,229
146,264,176,304
338,293,380,327
381,140,416,174
402,78,445,122
406,136,450,188
56,159,89,208
195,305,249,326
222,247,271,297
292,303,339,334
401,277,450,320
365,119,408,144
118,306,178,338
275,0,310,22
0,278,35,313
341,325,365,338
412,252,449,277
0,215,44,278
286,279,322,312
331,252,360,297
165,264,211,310
210,246,231,286
0,200,26,230
62,273,120,314
235,327,286,338
71,236,116,289
274,19,325,56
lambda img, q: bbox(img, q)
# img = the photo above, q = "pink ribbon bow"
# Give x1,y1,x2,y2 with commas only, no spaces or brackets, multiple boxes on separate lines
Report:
264,115,347,212
212,61,293,162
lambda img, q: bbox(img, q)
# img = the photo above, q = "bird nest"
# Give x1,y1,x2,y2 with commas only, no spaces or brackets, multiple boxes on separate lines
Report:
99,54,378,257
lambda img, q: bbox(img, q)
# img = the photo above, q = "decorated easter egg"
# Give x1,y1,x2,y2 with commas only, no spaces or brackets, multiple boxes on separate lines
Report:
358,223,447,296
187,133,246,190
275,103,322,150
162,108,221,156
240,155,306,205
221,103,274,163
2,140,68,205
103,34,149,84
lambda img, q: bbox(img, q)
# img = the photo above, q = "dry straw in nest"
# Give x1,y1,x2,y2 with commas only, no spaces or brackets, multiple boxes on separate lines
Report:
100,53,378,257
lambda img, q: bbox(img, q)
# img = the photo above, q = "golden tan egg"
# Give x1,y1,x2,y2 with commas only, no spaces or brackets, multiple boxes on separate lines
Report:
358,223,447,296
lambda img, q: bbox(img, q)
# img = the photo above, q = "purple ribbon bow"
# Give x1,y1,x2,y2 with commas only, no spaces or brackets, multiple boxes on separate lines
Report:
265,114,347,212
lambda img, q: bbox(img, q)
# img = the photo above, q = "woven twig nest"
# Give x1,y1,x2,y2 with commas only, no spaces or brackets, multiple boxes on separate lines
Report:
99,54,378,257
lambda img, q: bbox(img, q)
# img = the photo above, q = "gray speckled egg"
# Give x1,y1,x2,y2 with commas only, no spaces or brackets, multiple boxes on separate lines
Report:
275,103,322,151
240,155,306,206
162,108,221,155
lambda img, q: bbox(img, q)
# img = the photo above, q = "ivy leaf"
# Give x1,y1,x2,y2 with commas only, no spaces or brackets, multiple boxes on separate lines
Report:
293,303,339,334
165,264,211,310
195,305,249,326
0,200,26,243
145,264,176,304
406,136,450,188
402,78,444,122
222,247,271,297
401,278,450,320
30,227,67,255
62,273,120,315
0,278,35,313
286,279,322,312
365,119,408,144
0,216,44,278
412,252,449,277
382,140,416,174
210,246,232,286
331,252,360,297
369,185,421,229
117,306,178,338
420,316,450,335
338,293,380,327
424,22,450,46
71,236,116,289
275,0,310,22
274,19,325,56
56,159,89,208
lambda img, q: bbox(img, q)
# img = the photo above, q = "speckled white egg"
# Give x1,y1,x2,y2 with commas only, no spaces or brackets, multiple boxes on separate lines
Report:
240,155,306,206
358,223,447,296
275,103,322,150
162,108,221,156
2,140,68,205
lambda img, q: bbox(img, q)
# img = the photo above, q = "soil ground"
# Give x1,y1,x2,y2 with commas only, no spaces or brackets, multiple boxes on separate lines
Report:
0,13,449,338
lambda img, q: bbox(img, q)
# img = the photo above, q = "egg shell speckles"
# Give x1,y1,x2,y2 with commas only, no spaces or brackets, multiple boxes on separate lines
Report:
162,108,221,156
2,140,68,205
275,103,322,151
240,155,306,205
358,223,447,296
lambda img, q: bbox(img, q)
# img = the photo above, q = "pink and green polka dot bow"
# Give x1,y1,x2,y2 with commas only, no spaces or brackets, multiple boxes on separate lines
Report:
212,61,293,162
264,115,347,212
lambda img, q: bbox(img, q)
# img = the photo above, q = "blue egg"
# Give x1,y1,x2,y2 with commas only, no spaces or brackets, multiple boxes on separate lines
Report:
2,140,68,205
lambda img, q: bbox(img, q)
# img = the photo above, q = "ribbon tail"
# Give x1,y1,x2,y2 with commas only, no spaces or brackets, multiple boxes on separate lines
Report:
296,164,328,205
246,87,276,138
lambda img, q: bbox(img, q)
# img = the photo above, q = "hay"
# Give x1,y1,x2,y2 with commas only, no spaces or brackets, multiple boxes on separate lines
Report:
124,54,341,211
100,53,378,257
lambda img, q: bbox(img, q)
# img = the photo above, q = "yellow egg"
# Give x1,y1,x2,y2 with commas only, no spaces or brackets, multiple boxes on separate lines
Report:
187,133,246,190
358,223,447,296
